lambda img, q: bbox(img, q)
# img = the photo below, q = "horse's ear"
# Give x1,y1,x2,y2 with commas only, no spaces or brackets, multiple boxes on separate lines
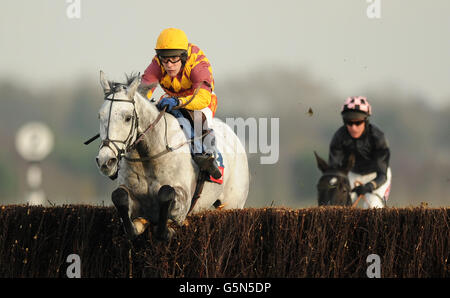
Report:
127,75,141,99
343,154,355,174
314,151,329,173
100,70,110,94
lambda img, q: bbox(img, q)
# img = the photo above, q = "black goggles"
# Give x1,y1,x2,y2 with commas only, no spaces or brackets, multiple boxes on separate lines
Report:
344,119,365,126
159,56,182,64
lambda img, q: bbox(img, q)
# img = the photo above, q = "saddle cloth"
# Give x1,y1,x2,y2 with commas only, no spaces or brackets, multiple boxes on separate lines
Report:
207,151,224,185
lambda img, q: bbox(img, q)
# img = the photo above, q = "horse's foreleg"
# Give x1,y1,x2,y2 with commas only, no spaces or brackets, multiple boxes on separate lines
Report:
112,186,138,239
155,185,175,241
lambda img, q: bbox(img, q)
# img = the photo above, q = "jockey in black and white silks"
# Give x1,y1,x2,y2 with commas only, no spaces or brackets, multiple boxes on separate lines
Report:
328,97,392,208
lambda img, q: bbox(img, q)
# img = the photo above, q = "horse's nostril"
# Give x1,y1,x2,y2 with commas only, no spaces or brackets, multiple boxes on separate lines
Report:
107,158,117,168
96,157,100,167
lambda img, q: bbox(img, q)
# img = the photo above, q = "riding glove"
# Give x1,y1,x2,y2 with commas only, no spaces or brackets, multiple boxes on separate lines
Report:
352,182,374,196
157,97,179,112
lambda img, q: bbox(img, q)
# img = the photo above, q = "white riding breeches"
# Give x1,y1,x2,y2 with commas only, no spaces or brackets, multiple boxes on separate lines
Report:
348,168,392,208
188,106,215,154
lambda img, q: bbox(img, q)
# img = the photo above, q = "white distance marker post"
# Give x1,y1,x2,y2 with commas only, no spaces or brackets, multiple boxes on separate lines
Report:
15,122,54,205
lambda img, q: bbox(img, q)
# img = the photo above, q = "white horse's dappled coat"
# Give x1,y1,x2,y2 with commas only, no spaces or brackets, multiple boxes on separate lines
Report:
96,72,249,236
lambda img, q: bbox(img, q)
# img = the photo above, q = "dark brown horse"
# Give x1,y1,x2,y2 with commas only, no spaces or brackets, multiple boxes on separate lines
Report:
314,151,355,206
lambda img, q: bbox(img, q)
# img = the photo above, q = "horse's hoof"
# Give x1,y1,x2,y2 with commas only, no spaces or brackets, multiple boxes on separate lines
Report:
133,217,149,235
120,219,138,240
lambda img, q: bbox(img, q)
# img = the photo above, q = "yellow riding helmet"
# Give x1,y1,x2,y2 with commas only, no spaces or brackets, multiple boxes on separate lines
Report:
155,28,189,51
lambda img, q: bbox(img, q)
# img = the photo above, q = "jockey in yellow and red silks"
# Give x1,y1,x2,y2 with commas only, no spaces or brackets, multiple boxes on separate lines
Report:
140,28,222,179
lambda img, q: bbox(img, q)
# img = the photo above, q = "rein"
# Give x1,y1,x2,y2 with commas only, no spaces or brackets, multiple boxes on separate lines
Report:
130,106,167,150
85,84,206,163
125,127,210,162
124,84,204,162
351,180,369,208
129,84,202,151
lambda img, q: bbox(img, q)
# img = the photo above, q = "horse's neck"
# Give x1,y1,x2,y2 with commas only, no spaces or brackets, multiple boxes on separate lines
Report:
134,93,185,158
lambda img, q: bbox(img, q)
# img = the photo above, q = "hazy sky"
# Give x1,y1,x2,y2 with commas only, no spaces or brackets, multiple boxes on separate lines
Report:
1,0,449,106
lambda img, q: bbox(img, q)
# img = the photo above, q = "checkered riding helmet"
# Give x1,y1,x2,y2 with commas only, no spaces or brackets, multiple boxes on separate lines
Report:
341,96,372,118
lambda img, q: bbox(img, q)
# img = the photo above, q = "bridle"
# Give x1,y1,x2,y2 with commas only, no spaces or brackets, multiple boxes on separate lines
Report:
320,170,350,185
100,88,140,159
318,170,352,206
89,84,210,178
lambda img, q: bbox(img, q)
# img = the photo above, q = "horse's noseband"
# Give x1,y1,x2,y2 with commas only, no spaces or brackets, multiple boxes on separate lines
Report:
318,170,352,206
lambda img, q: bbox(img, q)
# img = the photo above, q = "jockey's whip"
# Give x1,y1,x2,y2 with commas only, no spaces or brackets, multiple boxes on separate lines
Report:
84,133,100,145
352,194,365,208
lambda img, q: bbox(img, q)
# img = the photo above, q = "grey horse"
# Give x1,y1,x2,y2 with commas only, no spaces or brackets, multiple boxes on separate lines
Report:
95,71,249,240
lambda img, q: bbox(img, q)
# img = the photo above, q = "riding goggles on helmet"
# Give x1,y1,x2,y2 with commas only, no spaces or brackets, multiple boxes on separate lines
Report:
344,119,365,126
159,56,182,64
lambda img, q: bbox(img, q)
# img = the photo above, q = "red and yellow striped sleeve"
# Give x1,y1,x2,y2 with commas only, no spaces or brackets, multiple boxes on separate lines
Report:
141,56,163,99
179,88,211,110
178,45,214,110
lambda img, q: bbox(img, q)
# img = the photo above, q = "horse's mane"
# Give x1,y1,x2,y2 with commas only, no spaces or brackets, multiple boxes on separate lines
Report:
106,72,139,92
107,72,157,97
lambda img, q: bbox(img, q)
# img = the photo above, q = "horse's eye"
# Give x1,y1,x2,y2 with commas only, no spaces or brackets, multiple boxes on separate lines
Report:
125,115,132,122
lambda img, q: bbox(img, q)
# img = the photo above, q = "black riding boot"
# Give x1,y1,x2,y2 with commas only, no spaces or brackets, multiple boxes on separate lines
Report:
193,129,222,179
193,154,222,179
